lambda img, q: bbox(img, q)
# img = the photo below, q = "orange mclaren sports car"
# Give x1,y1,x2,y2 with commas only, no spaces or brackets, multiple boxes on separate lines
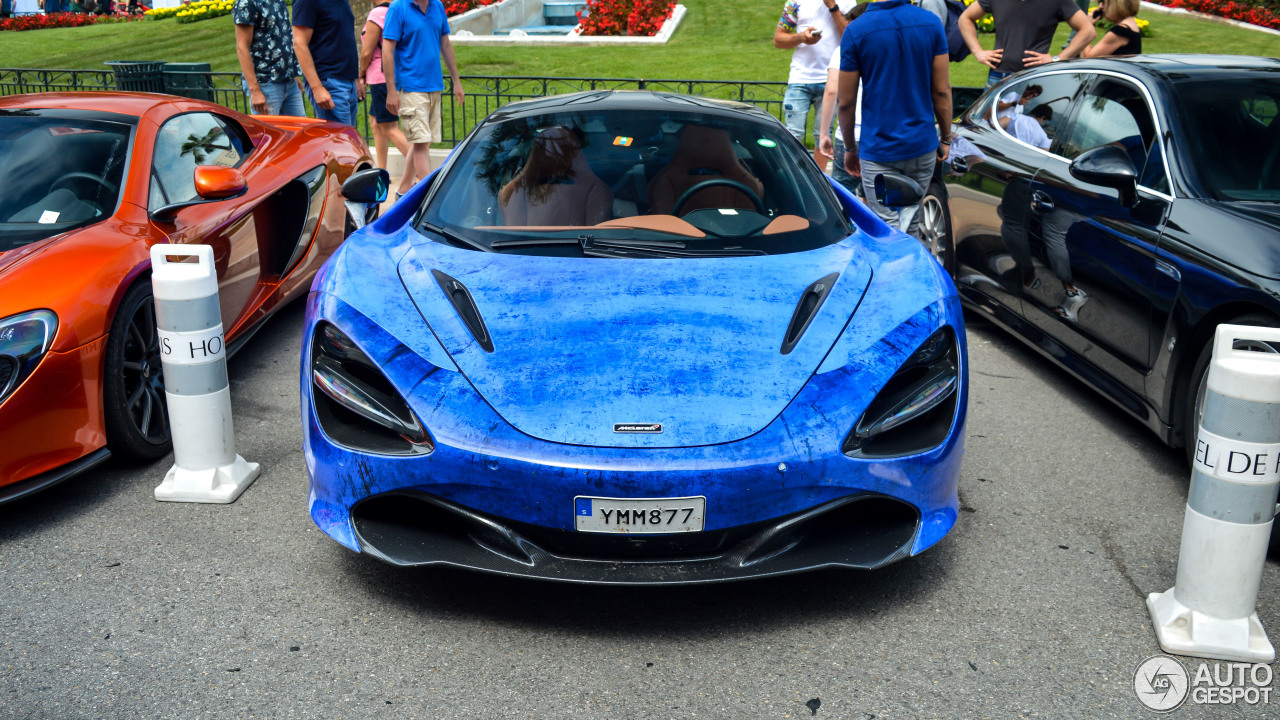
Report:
0,92,379,502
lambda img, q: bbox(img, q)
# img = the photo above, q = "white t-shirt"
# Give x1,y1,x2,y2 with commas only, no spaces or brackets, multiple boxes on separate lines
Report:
780,0,857,85
1007,114,1051,149
827,48,861,142
996,91,1024,121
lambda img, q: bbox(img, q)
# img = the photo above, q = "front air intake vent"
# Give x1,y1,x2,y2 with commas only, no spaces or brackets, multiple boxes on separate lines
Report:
781,272,839,355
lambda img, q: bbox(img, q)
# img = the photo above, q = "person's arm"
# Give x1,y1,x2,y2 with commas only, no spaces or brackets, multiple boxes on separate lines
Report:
234,24,268,114
837,68,860,177
818,67,839,159
1024,10,1095,65
996,93,1016,113
440,34,464,104
382,37,399,114
959,2,1002,70
358,19,381,86
773,1,819,49
931,53,952,162
1082,25,1126,57
829,0,848,35
292,25,332,110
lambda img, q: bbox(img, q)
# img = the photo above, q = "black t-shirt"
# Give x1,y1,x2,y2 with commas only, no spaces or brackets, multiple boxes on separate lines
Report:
978,0,1080,73
292,0,358,81
1106,24,1142,55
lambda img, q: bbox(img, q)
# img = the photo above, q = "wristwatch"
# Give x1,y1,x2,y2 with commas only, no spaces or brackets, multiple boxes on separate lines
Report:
827,3,840,11
1052,55,1061,62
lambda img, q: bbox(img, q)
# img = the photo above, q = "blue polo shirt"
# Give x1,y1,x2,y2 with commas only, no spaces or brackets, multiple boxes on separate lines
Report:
383,0,450,94
840,0,947,163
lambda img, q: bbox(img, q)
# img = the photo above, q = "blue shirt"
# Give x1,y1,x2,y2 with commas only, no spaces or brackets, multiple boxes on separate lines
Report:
840,0,947,163
383,0,450,94
291,0,358,81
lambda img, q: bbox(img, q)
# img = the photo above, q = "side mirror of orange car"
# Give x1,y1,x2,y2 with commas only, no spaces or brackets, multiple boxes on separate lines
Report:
151,166,249,222
342,168,390,205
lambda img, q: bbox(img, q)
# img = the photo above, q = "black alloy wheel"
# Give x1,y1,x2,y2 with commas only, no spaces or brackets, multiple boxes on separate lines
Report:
103,282,172,461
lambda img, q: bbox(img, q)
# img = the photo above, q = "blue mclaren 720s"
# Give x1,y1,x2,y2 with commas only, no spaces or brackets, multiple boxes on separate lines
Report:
301,90,968,584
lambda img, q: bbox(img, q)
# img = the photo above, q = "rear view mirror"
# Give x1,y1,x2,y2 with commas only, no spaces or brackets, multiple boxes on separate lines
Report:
873,173,924,209
342,168,390,205
1070,144,1138,207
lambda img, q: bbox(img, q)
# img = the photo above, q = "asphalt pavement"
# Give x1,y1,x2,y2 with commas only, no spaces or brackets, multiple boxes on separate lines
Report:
2,301,1277,719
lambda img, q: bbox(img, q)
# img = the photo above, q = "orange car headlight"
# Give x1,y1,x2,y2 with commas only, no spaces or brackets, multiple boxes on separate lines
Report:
0,309,58,404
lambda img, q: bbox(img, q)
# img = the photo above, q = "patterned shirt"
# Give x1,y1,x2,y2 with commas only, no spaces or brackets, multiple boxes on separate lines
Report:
233,0,302,85
778,0,855,85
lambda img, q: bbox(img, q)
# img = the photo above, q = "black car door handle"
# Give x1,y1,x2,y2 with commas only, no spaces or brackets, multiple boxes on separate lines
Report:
950,156,968,174
1031,190,1055,213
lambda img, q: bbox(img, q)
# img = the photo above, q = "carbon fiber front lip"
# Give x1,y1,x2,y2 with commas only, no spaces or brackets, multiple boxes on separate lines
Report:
350,491,921,585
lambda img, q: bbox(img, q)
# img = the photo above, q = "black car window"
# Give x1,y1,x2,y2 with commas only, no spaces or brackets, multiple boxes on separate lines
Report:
1174,77,1280,202
990,72,1087,155
149,113,250,212
1060,76,1166,192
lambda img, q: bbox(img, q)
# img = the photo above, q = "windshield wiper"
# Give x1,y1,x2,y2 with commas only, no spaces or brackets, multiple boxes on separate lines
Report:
419,221,493,253
489,233,688,252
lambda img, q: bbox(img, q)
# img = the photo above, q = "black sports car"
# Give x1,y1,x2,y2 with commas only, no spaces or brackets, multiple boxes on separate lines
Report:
923,54,1280,460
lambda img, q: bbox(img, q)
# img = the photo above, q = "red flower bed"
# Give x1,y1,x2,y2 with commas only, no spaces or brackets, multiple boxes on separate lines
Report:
1,12,100,31
442,0,499,17
1153,0,1280,29
577,0,674,36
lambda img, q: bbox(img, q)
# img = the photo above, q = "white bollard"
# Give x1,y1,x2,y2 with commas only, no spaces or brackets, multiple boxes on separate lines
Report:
1147,323,1280,663
150,245,260,504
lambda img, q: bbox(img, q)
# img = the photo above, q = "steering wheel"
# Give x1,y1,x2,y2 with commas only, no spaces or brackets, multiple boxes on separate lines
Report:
50,171,118,198
672,178,766,216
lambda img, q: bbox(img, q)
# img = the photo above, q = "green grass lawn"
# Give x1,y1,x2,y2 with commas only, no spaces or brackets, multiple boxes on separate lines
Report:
1,0,1277,86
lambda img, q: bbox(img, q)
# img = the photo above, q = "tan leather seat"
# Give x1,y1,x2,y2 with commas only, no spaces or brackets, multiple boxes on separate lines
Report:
647,125,764,217
498,126,613,227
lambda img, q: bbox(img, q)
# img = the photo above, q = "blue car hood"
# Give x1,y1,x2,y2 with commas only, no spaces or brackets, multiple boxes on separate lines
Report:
397,234,873,448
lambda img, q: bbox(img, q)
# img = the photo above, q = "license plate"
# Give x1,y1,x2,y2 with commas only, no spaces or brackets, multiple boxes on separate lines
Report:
574,496,706,534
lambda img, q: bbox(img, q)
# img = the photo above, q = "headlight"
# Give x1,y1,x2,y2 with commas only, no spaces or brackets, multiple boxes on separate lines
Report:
0,309,58,404
843,327,959,458
310,322,434,455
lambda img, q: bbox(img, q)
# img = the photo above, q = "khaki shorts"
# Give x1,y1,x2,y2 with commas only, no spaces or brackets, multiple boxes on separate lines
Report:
399,91,442,144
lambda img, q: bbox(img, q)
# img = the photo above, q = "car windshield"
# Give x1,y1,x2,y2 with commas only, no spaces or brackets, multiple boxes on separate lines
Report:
419,107,852,258
0,110,133,251
1174,78,1280,202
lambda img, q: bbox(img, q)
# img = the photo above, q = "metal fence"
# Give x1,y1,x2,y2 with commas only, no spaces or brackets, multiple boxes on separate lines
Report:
0,67,792,147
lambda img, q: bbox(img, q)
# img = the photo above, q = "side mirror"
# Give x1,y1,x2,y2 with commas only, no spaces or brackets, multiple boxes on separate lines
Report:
873,172,924,209
151,166,248,222
342,168,390,205
1069,144,1138,207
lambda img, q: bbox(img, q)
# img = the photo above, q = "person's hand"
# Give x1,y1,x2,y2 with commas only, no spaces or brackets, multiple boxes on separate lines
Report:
974,47,1003,70
453,83,465,105
385,88,399,116
800,26,821,44
937,140,950,163
248,86,267,114
356,78,366,102
843,145,861,178
1023,50,1054,67
311,84,334,110
818,134,834,159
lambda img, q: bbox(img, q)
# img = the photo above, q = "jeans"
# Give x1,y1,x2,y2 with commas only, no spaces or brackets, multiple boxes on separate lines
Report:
986,69,1012,88
306,77,359,127
860,150,937,240
830,136,862,196
783,82,829,145
242,80,306,117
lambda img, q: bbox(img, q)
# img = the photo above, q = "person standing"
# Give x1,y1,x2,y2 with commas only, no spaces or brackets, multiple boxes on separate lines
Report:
382,0,464,200
958,0,1095,86
292,0,361,126
1083,0,1142,57
234,0,305,116
837,0,951,239
773,0,853,168
817,2,868,195
359,1,410,170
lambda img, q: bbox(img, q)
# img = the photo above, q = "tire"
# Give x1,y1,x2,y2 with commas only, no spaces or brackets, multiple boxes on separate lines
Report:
102,282,172,462
919,181,956,277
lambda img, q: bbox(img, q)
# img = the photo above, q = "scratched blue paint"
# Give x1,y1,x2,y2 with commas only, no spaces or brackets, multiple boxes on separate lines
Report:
301,172,967,564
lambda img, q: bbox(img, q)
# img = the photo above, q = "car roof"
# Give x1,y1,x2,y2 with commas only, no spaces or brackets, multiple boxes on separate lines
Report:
1042,54,1280,82
0,92,183,118
485,90,779,125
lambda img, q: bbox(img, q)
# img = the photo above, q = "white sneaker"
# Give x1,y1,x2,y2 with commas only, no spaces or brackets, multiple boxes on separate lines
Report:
1057,287,1088,322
